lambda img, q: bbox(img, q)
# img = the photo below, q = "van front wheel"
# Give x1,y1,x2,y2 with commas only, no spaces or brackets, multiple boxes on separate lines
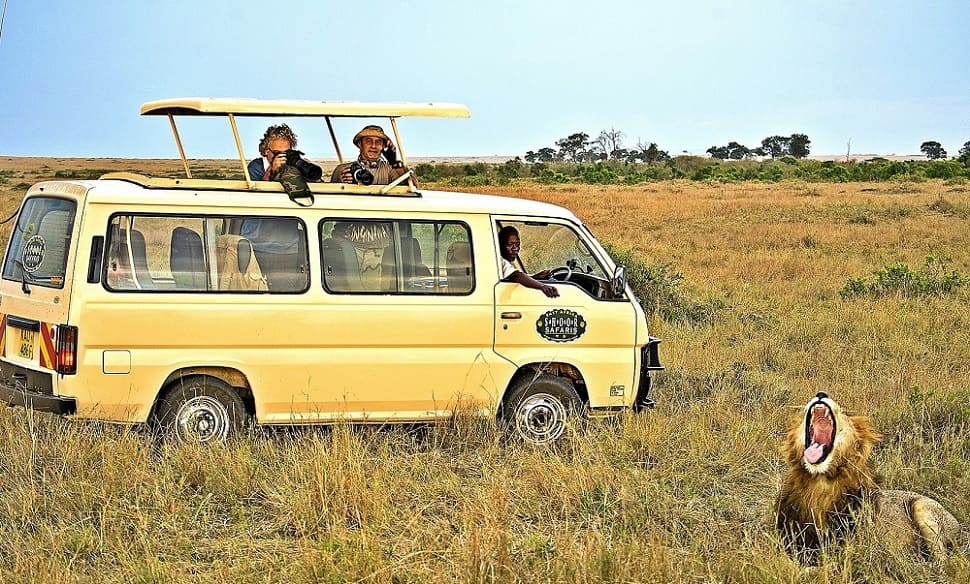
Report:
503,374,583,445
154,377,249,444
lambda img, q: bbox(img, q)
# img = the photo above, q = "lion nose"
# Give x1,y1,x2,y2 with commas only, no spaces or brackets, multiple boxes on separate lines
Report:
815,391,828,400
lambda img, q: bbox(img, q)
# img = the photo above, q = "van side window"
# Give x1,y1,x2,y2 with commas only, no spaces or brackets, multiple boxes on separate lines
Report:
320,219,473,295
104,214,306,293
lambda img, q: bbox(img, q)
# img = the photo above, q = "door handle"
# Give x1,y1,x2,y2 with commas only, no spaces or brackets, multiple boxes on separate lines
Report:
500,312,522,320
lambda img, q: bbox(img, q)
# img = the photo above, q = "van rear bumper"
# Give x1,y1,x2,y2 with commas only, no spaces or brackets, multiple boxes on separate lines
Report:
0,382,77,415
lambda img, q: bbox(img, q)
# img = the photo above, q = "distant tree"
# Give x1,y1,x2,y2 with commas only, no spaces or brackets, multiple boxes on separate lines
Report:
920,141,947,160
536,147,556,162
524,150,538,163
707,141,751,160
957,141,970,165
555,132,590,162
644,142,661,164
595,128,625,159
727,141,752,160
761,135,791,158
707,145,730,159
789,134,811,158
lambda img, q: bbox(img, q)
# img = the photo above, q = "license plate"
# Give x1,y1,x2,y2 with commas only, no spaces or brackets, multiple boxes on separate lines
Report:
17,328,36,361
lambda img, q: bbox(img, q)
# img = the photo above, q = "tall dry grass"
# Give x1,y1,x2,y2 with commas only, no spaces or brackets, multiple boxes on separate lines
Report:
1,160,968,582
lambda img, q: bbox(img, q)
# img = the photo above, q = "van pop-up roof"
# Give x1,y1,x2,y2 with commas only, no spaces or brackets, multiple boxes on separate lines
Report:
134,97,471,195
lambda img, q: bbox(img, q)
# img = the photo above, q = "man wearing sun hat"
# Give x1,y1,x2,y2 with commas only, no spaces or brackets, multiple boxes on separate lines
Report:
330,124,412,185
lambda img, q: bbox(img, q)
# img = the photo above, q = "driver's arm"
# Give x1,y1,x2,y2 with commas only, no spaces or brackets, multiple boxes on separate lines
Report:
506,270,559,298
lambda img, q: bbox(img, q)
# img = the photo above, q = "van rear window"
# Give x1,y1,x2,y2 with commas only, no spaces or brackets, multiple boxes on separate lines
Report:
2,197,77,290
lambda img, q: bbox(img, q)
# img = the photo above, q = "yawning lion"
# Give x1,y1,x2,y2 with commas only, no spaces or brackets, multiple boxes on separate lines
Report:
775,392,961,562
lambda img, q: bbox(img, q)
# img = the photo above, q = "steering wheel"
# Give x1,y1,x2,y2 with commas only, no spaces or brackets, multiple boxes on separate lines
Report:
549,266,572,282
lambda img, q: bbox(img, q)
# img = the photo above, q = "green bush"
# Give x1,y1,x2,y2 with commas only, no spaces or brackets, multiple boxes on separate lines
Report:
578,163,619,184
923,160,967,179
840,256,968,298
602,243,723,325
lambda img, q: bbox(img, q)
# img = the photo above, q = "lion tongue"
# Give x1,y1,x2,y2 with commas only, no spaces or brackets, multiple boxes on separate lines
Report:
805,442,825,464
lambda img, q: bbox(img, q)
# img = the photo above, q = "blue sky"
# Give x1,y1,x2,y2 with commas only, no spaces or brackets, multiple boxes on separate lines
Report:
1,0,968,159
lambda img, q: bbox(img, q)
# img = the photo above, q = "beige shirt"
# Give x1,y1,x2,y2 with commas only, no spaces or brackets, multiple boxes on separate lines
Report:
330,158,407,185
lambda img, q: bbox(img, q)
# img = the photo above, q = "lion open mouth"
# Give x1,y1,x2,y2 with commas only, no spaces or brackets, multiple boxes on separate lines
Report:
804,402,835,465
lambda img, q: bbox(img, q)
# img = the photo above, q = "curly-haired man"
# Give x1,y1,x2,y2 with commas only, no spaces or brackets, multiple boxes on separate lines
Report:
247,124,298,181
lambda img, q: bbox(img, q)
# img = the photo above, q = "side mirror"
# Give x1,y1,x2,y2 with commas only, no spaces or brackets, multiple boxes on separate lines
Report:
611,265,626,297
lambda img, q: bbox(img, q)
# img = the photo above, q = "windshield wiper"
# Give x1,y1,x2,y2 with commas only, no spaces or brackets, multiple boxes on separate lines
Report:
13,258,34,294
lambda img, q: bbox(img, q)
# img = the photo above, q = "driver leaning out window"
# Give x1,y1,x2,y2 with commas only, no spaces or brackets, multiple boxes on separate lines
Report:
498,225,559,298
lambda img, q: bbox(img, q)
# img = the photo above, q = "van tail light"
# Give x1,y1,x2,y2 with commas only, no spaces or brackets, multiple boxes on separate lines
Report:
55,325,78,375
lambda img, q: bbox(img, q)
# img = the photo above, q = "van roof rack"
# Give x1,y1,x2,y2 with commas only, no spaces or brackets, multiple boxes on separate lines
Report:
140,97,471,195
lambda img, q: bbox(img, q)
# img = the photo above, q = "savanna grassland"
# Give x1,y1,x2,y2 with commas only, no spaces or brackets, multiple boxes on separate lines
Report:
1,157,969,583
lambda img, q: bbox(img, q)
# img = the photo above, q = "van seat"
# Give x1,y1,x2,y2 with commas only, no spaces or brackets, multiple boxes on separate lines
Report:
322,237,364,292
381,236,432,291
170,227,207,290
446,241,472,293
216,235,268,291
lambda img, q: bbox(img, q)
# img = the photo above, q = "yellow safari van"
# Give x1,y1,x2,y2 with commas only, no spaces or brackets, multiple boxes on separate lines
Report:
0,98,662,444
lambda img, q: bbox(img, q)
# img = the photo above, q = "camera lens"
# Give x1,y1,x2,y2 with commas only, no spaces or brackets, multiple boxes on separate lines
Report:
284,150,323,181
350,163,374,186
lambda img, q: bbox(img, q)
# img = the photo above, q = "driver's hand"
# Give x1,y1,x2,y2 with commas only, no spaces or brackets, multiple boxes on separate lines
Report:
541,284,559,298
534,269,551,280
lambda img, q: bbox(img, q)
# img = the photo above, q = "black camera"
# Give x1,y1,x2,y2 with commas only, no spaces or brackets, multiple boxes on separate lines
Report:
348,162,374,186
283,149,323,181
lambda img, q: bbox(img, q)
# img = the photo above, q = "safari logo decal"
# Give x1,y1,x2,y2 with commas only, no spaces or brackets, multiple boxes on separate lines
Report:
536,309,587,342
21,235,46,273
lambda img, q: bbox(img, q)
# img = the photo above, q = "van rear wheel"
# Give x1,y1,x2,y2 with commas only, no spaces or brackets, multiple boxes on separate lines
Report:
502,374,583,445
154,377,249,444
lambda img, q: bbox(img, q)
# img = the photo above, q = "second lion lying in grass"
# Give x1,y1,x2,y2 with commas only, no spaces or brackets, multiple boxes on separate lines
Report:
775,392,961,563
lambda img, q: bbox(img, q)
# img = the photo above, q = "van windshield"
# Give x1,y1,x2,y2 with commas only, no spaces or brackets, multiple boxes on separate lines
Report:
2,197,77,289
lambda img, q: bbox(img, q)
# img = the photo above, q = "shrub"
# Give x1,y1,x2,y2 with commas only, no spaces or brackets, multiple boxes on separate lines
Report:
923,160,967,180
537,168,570,184
840,256,968,298
602,243,723,325
413,163,439,181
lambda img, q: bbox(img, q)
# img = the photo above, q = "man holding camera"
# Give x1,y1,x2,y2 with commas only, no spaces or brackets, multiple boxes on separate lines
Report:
248,124,299,181
331,125,411,186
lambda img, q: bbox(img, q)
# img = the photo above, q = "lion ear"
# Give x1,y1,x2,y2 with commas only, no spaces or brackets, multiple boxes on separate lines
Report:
850,415,882,443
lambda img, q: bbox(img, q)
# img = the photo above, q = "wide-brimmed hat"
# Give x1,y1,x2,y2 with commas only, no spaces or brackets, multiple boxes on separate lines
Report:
353,125,390,146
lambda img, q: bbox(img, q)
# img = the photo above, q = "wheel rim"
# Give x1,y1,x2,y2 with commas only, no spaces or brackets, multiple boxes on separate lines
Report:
513,392,568,444
174,396,231,443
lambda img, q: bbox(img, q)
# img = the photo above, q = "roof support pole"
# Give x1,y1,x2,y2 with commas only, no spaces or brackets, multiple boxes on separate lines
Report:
228,114,253,188
389,117,414,190
325,116,343,164
389,117,407,167
168,114,192,178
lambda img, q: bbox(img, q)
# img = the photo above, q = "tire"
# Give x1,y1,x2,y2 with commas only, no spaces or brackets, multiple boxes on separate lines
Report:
502,374,583,445
154,376,250,444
